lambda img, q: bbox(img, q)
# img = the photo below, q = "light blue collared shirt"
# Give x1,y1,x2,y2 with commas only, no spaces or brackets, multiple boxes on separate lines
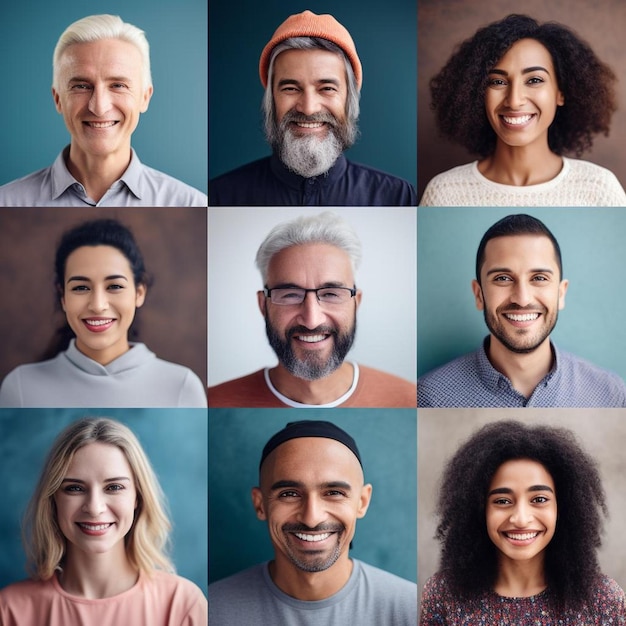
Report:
0,146,207,206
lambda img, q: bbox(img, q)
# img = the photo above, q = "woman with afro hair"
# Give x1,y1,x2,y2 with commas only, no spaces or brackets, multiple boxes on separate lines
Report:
419,420,626,624
419,14,626,206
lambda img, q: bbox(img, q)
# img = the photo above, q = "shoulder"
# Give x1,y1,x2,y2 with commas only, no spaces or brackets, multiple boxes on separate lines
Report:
351,365,416,407
0,578,55,614
560,158,626,204
564,157,622,180
589,575,626,615
138,162,207,206
143,571,206,600
208,564,266,601
208,369,279,407
142,356,207,407
344,160,417,205
356,560,417,596
418,351,482,406
210,158,272,183
0,166,53,206
419,162,478,205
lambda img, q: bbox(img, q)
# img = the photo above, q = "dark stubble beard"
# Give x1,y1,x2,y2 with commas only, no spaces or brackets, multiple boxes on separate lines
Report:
264,313,357,381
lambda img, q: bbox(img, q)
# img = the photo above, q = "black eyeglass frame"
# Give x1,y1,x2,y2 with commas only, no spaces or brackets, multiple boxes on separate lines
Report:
263,286,357,305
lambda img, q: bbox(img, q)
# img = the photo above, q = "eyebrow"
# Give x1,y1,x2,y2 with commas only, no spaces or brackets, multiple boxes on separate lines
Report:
270,479,352,492
68,75,133,84
270,281,348,289
488,484,554,497
61,476,131,484
489,66,551,76
485,267,554,276
66,274,129,283
277,78,341,88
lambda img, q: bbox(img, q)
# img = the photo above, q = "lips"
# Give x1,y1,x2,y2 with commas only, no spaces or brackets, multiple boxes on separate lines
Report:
503,312,540,322
294,333,329,343
83,121,119,129
76,522,114,536
82,318,115,333
293,532,332,542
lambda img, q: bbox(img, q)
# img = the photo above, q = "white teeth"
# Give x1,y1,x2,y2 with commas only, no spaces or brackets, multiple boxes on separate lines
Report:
294,532,331,542
503,115,532,125
78,523,112,531
296,122,324,128
505,531,538,541
505,313,539,322
84,319,113,326
297,334,326,343
87,121,117,128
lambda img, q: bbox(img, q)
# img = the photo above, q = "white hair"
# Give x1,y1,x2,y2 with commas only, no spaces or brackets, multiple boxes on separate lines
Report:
255,211,362,284
52,14,152,90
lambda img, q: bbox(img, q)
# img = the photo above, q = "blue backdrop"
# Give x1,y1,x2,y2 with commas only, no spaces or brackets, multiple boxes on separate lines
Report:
0,409,207,595
209,408,417,585
0,0,207,194
209,0,417,187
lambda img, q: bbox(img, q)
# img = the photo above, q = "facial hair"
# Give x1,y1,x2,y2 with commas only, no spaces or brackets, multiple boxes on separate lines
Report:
281,522,344,572
264,314,357,381
268,110,355,178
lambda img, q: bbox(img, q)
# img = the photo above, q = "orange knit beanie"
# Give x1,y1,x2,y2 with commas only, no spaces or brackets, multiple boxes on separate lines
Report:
259,10,362,90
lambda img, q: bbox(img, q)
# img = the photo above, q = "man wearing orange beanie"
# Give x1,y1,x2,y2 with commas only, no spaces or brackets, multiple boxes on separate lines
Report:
209,10,416,206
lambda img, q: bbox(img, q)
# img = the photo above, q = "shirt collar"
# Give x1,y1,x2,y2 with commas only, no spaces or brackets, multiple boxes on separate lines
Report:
269,151,348,190
50,145,143,201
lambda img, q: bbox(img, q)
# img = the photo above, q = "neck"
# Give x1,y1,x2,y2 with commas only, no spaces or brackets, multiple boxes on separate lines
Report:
486,336,554,398
75,339,131,366
268,362,354,405
269,554,353,601
66,144,132,202
494,553,547,598
59,547,138,599
479,143,563,186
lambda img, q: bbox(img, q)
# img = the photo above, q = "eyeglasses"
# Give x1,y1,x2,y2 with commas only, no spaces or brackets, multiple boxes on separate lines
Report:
264,286,357,306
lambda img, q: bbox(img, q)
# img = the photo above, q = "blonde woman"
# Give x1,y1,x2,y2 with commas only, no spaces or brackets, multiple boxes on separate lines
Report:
0,417,207,625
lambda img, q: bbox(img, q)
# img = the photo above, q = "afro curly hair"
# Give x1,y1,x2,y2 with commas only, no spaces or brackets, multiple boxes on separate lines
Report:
430,14,617,157
435,419,607,614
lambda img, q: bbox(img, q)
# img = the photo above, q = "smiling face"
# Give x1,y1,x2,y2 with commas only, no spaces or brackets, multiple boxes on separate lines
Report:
485,38,564,150
52,38,153,163
54,442,137,563
472,234,568,354
257,243,361,380
61,245,146,365
486,458,557,568
252,437,371,578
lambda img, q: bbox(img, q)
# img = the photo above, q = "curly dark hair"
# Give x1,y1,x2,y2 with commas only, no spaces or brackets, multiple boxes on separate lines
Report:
430,14,617,157
435,419,607,613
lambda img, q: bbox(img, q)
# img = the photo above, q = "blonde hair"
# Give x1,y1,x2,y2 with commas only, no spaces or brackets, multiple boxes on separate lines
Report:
52,14,152,90
23,418,174,580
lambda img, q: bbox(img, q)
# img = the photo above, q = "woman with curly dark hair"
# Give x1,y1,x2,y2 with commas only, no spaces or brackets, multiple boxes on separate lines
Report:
419,420,626,624
420,14,626,206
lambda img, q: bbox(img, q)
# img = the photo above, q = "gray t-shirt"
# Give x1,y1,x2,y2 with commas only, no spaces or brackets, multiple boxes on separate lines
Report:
209,559,418,626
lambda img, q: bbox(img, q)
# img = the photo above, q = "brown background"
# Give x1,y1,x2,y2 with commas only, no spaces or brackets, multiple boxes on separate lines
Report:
0,207,207,385
417,0,626,200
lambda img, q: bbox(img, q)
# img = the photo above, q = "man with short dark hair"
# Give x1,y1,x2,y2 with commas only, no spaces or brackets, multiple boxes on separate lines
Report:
418,214,626,407
209,10,416,206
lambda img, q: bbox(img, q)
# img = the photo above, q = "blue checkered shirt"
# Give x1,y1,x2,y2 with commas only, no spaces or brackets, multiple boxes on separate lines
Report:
418,338,626,407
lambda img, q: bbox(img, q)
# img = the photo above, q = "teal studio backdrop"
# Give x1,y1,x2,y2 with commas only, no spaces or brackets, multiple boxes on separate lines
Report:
0,409,207,595
209,0,417,188
209,409,417,585
0,0,207,195
417,207,626,381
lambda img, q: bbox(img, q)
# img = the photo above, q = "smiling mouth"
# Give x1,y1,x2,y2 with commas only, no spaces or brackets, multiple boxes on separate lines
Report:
83,121,119,128
293,121,325,129
293,532,332,542
77,522,113,531
504,531,539,541
503,312,540,322
84,318,115,326
294,333,330,343
501,114,534,125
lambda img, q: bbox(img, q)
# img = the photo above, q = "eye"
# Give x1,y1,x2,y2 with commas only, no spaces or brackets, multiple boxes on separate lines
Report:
71,84,92,91
63,484,84,493
493,275,513,282
106,483,125,492
527,76,545,85
70,285,90,292
107,283,125,291
278,490,300,498
325,489,347,497
532,495,550,504
488,77,507,88
492,497,511,505
531,275,549,282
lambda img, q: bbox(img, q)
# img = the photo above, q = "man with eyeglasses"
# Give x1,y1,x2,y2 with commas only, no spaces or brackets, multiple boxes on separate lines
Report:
208,211,416,407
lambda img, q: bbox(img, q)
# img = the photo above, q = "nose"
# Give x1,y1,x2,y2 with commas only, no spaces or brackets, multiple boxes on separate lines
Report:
298,494,327,529
296,291,327,328
88,84,113,117
504,79,526,109
88,287,109,313
295,88,323,117
509,501,533,527
510,281,533,307
82,490,107,517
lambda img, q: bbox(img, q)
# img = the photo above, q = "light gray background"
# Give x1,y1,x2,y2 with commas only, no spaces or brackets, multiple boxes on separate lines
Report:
208,208,416,386
418,409,626,596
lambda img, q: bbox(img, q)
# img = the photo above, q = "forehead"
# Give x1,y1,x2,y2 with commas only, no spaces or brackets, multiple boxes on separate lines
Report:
489,458,554,490
66,442,132,476
261,437,362,486
496,38,555,70
267,243,354,285
273,48,346,85
58,38,143,80
65,245,132,276
482,234,559,273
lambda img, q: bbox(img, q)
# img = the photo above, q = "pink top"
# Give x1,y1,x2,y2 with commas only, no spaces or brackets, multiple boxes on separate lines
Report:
0,570,207,626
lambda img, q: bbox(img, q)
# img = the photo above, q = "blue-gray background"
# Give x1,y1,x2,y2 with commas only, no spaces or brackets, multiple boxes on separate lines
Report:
0,0,207,194
209,0,417,188
0,409,207,595
417,207,626,380
209,409,417,584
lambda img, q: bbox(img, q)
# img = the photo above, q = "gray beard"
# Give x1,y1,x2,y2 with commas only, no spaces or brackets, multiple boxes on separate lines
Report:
279,126,344,178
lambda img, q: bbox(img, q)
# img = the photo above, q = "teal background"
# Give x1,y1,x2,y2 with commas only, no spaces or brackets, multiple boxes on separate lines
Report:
209,0,417,187
0,409,207,595
0,1,207,194
209,409,417,584
417,207,626,380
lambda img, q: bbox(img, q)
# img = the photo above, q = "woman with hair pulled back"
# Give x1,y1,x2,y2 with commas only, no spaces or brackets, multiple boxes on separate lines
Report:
0,417,207,624
420,420,626,624
420,14,626,206
0,218,206,407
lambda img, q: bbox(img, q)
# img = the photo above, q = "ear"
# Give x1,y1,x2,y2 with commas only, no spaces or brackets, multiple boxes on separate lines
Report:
557,278,568,310
140,85,153,114
354,289,362,309
135,283,147,308
557,90,565,107
52,87,63,114
356,483,372,519
257,290,267,316
251,487,266,521
471,279,484,311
